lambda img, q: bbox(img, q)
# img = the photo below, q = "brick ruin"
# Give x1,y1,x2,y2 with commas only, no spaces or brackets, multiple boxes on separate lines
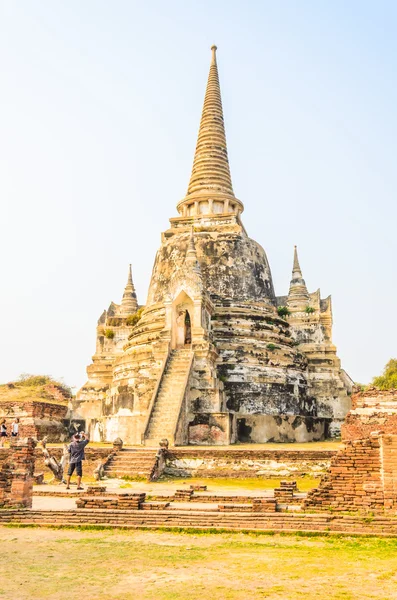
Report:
0,378,84,442
0,400,69,441
0,438,36,509
304,433,397,513
342,387,397,441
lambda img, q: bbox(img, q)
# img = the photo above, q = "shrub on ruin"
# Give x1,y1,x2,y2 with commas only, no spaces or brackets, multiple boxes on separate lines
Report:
277,306,290,318
16,374,73,398
104,329,115,339
266,343,280,351
305,306,315,314
126,307,144,327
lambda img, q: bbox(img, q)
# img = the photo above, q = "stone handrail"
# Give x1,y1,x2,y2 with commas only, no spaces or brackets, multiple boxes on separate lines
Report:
172,351,194,445
141,344,170,444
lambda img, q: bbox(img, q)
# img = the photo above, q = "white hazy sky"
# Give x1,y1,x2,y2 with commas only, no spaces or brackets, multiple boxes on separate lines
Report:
1,0,396,391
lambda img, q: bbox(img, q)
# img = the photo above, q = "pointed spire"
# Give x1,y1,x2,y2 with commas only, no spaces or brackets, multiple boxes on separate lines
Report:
288,246,309,305
177,46,243,216
292,246,303,279
120,264,138,315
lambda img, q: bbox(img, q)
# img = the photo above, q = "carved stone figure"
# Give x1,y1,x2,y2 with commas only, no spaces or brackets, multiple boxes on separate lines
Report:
40,439,65,483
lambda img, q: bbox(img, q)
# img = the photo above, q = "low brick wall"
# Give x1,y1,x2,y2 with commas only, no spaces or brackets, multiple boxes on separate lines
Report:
165,448,334,478
342,388,397,441
0,400,68,442
76,489,146,510
2,508,397,536
0,438,36,509
252,498,277,512
304,433,397,514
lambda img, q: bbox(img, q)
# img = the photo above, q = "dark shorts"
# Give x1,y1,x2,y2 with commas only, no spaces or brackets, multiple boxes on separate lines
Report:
68,461,83,477
11,433,18,437
0,432,6,437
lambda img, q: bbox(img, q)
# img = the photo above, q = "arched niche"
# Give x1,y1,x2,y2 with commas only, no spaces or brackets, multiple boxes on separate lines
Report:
171,290,194,349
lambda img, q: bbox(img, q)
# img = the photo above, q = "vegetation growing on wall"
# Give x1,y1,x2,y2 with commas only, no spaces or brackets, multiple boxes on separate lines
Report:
17,374,73,397
266,343,281,351
0,374,73,402
277,306,290,318
104,329,115,339
305,306,315,314
126,307,144,327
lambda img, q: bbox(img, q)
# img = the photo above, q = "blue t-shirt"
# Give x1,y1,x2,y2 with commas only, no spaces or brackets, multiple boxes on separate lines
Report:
68,439,89,464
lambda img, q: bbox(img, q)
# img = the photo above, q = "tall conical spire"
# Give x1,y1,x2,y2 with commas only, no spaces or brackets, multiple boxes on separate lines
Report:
177,46,243,217
120,264,138,315
288,246,309,305
292,246,303,279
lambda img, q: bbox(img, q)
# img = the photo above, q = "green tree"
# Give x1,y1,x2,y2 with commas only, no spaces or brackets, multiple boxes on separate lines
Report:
372,359,397,390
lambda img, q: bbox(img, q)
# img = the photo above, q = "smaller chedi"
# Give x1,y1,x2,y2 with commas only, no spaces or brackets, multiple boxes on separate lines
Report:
77,46,352,445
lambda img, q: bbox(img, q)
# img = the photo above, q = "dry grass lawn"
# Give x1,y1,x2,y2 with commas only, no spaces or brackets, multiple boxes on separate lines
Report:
0,528,396,599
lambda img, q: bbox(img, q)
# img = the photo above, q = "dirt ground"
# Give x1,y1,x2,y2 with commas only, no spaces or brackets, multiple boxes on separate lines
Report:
0,528,396,599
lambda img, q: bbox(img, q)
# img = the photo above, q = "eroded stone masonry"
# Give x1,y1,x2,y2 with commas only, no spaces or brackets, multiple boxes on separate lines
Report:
76,46,352,445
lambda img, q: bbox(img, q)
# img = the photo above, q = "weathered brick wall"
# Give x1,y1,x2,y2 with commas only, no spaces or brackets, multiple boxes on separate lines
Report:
0,400,68,441
165,448,335,478
303,433,397,514
0,438,36,509
342,388,397,441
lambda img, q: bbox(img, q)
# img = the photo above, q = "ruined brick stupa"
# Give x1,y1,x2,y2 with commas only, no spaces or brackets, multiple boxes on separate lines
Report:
77,46,352,445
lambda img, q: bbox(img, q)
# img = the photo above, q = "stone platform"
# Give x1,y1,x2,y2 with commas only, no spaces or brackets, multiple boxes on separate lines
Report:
1,507,397,537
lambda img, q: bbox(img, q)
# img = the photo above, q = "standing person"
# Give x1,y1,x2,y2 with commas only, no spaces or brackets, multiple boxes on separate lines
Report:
0,419,7,447
11,418,20,438
66,432,89,490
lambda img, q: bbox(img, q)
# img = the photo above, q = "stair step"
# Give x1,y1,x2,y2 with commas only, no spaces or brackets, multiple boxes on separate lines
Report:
144,349,192,445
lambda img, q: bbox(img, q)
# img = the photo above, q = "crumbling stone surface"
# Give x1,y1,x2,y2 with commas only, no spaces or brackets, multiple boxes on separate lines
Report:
164,448,333,478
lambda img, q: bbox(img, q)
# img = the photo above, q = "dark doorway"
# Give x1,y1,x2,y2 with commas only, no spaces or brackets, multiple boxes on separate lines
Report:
184,311,192,345
237,418,252,443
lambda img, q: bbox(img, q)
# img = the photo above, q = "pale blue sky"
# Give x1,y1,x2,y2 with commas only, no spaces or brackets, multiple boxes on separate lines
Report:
1,1,396,390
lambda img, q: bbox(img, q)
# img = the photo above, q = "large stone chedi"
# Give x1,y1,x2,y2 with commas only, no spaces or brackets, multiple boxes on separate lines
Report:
77,46,351,445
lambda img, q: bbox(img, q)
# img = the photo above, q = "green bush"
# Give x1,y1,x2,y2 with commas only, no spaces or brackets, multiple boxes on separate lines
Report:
305,306,315,314
372,359,397,390
266,343,280,352
104,329,115,339
18,374,49,387
277,306,291,318
126,307,144,327
17,374,73,397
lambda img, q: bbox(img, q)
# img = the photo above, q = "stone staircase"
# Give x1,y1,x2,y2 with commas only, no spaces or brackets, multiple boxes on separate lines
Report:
104,449,158,480
144,349,192,446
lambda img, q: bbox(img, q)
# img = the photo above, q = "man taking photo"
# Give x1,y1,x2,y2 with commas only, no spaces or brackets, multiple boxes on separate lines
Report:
66,432,90,490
